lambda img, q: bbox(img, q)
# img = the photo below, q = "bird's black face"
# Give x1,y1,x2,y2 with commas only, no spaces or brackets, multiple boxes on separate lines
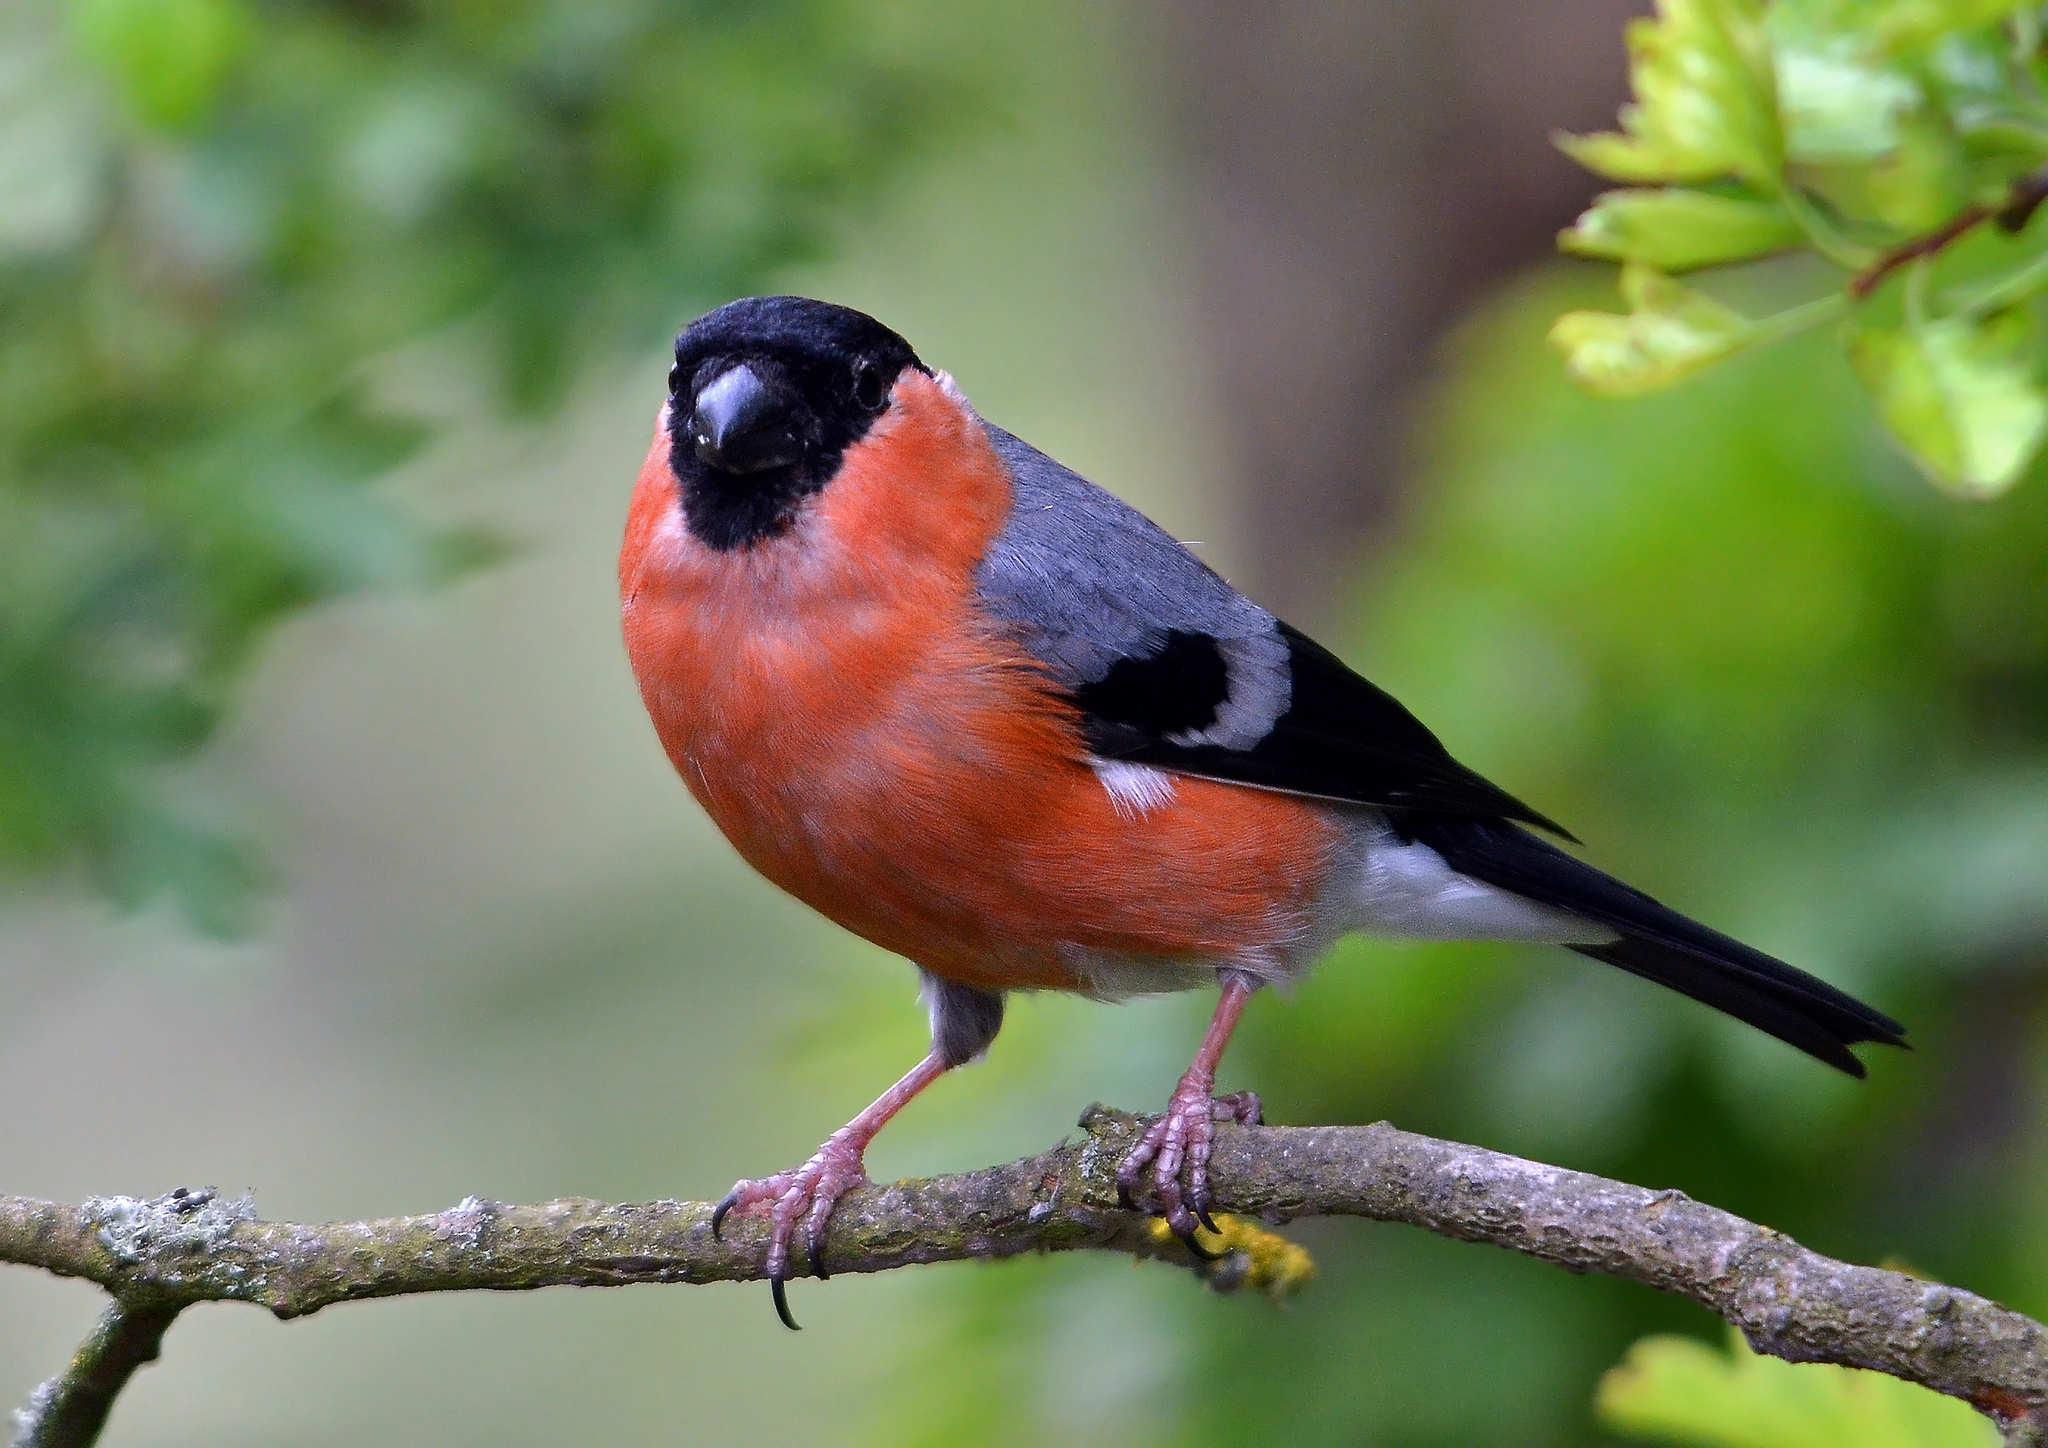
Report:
664,296,927,550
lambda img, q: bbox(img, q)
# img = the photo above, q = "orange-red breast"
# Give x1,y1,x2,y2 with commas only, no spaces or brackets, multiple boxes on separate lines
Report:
619,296,1905,1328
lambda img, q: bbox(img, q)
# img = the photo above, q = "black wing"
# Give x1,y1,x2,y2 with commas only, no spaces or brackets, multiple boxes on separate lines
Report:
973,424,1570,836
1078,621,1575,838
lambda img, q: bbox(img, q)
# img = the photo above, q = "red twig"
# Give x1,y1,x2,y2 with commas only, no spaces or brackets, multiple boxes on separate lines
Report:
1848,163,2048,301
1850,203,1991,299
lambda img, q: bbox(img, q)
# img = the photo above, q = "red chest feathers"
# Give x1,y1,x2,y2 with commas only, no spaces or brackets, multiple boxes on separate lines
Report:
619,374,1337,989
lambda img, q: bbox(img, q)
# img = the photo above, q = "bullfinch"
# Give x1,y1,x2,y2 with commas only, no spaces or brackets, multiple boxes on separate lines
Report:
618,296,1905,1329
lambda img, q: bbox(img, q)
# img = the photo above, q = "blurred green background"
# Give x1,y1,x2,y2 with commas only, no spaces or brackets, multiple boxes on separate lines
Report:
4,1,2046,1444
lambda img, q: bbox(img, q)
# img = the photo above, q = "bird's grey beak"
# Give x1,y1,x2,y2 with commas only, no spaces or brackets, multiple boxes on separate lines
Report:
689,364,803,474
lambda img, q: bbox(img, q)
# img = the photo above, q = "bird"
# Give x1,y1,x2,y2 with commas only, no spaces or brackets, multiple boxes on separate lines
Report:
618,295,1906,1329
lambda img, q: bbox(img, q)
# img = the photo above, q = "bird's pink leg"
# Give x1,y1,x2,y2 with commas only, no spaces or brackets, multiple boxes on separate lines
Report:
712,1050,949,1327
1117,972,1264,1254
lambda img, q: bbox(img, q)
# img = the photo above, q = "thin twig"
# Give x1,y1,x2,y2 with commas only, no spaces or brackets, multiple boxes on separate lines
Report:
4,1109,2045,1442
1849,161,2048,300
1850,203,1992,299
9,1302,182,1448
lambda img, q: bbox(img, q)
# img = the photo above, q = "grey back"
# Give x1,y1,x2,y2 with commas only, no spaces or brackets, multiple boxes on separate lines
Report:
971,425,1291,751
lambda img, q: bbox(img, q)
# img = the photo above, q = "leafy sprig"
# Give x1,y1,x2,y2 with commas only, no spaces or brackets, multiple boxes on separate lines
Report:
1553,0,2048,496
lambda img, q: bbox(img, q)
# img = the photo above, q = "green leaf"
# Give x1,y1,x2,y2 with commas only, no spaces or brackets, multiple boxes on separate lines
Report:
1848,309,2048,496
1770,0,2032,54
1865,113,1970,231
1598,1332,1997,1448
1773,43,1922,163
1768,4,2021,177
1550,265,1756,395
70,0,255,132
1557,0,1781,186
1863,0,2032,54
1561,189,1805,271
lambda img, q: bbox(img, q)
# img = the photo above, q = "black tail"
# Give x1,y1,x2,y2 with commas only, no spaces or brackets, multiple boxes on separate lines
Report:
1401,815,1907,1077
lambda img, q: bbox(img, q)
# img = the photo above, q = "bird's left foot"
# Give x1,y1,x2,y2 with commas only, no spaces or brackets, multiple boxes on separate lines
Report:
1116,1077,1262,1256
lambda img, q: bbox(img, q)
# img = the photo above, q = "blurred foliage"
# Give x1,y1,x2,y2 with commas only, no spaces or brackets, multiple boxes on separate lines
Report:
0,0,969,931
1551,0,2048,496
869,264,2048,1446
1598,1331,1997,1447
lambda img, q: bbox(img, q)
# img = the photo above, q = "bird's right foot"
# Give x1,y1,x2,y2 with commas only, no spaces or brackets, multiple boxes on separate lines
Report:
712,1132,872,1330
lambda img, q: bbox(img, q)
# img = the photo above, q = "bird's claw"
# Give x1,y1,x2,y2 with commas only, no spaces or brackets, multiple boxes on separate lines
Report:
770,1276,799,1331
710,1133,871,1330
1117,1083,1262,1255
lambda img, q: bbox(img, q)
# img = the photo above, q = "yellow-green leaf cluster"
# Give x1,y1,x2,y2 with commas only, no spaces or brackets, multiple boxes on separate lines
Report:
1554,0,2048,495
1597,1332,1997,1448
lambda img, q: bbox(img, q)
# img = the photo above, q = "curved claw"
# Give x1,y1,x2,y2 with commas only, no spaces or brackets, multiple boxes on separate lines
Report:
1189,1168,1222,1236
770,1276,801,1331
1172,1219,1223,1261
712,1190,740,1241
808,1228,830,1283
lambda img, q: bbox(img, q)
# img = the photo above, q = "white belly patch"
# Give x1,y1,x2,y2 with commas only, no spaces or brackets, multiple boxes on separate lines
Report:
1343,814,1614,944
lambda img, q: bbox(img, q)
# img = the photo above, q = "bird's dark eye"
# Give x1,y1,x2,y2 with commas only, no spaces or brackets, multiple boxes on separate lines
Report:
851,360,890,412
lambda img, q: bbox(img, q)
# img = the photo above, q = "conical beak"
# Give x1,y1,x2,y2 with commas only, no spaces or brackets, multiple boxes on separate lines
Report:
688,364,803,474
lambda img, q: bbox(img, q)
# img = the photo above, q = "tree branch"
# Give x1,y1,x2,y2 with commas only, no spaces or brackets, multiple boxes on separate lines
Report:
9,1302,181,1448
5,1109,2046,1444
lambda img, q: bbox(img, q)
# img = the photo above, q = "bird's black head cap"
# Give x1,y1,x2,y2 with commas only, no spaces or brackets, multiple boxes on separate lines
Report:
665,296,928,550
